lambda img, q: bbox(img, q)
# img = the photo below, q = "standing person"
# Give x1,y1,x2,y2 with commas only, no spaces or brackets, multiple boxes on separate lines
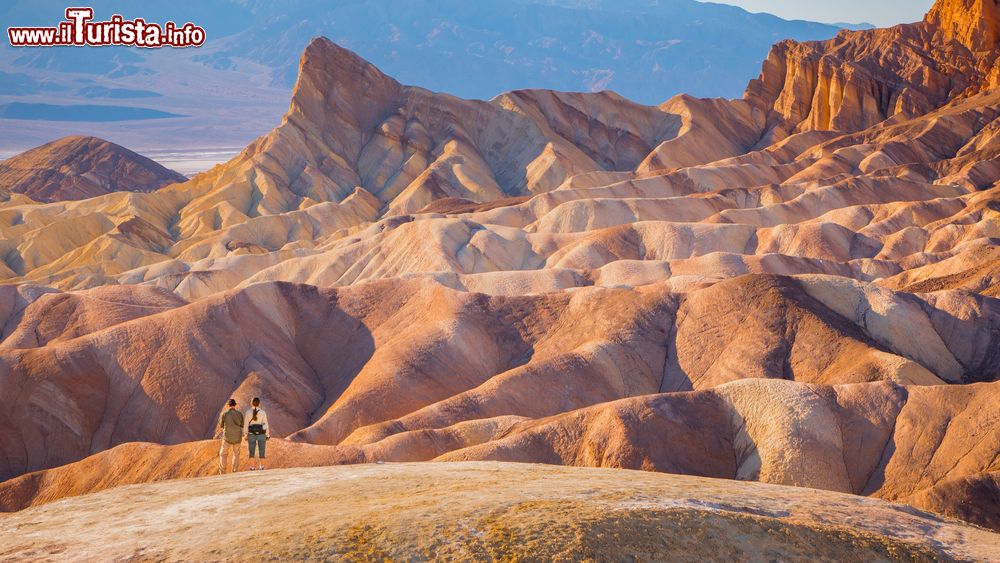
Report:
244,397,270,471
218,399,244,474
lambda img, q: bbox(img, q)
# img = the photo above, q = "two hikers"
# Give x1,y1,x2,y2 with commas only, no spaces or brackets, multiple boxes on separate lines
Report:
217,397,270,473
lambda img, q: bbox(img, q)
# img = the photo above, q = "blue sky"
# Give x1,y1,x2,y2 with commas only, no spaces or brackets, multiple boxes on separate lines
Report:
715,0,935,27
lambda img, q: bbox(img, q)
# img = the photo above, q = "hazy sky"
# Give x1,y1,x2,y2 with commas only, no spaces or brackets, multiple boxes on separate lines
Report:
714,0,935,27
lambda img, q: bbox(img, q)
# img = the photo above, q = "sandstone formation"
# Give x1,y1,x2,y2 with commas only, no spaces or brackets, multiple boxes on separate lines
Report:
746,0,1000,141
0,277,999,530
926,0,1000,53
1,0,999,546
2,463,997,562
3,70,1000,298
0,136,186,203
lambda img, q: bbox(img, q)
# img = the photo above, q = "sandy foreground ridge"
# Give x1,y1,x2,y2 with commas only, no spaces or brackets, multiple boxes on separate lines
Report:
1,462,998,562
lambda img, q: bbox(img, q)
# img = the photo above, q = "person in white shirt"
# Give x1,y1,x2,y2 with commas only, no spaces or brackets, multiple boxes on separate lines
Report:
243,397,270,470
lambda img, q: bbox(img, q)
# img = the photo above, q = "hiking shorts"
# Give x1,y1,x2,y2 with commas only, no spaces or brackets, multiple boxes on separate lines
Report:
248,433,267,458
219,439,241,473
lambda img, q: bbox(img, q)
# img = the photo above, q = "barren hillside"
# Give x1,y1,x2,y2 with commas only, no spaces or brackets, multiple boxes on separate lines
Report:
1,0,999,552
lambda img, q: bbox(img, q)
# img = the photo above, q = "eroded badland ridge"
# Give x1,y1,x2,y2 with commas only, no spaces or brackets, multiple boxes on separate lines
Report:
1,0,1000,558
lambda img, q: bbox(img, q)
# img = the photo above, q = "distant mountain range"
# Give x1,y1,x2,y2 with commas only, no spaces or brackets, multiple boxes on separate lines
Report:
193,0,867,101
0,0,876,153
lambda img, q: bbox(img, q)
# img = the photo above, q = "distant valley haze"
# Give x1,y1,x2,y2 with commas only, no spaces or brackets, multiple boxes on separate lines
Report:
715,0,934,28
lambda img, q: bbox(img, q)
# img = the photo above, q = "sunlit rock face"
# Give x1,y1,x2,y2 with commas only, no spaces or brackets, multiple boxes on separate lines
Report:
745,1,1000,142
926,0,1000,53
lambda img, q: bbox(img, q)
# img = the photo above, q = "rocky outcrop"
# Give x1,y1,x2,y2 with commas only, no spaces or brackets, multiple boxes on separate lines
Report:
0,136,185,203
925,0,1000,53
744,1,1000,141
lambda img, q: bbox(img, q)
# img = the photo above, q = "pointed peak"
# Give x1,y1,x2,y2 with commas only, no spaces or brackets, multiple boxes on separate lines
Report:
287,37,401,122
281,37,404,138
296,36,395,88
925,0,1000,51
301,36,354,60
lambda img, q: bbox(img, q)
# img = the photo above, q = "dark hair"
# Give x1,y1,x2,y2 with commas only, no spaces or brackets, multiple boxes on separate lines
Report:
228,399,237,407
251,397,260,421
252,397,260,407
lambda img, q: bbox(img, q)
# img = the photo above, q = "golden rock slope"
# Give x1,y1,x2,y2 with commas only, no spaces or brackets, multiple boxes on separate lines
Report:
1,0,1000,542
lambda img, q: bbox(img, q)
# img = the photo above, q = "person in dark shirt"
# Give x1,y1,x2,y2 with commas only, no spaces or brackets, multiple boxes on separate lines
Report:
217,399,244,473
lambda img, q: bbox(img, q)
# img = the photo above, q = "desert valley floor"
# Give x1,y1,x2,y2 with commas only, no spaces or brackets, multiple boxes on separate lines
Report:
2,0,1000,559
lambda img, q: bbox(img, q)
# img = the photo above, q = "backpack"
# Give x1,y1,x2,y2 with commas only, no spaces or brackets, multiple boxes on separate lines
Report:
248,408,265,435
